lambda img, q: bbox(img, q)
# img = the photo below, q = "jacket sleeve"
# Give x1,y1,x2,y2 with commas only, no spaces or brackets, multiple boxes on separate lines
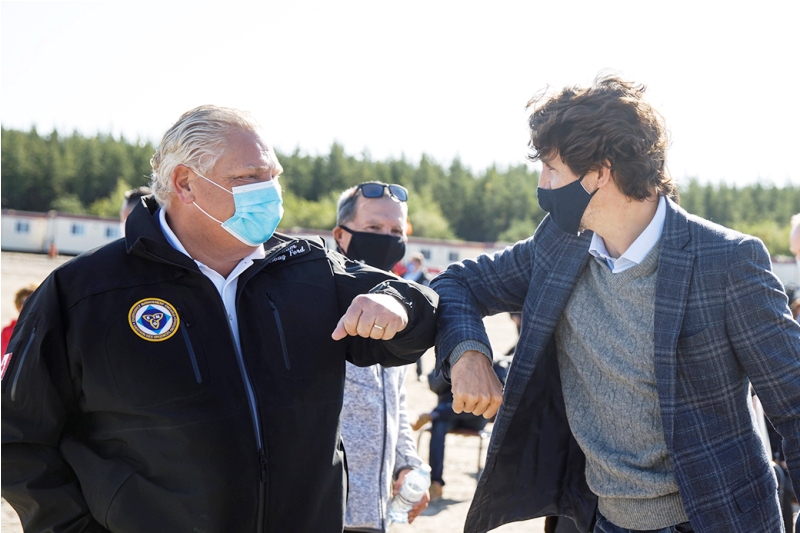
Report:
393,368,423,477
430,235,537,377
1,275,109,533
330,251,439,368
725,236,800,531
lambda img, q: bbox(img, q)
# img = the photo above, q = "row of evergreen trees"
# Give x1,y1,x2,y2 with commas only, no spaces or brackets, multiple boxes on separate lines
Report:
2,127,799,256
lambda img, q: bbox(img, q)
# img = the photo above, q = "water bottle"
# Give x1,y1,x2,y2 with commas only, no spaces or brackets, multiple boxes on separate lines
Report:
388,463,431,523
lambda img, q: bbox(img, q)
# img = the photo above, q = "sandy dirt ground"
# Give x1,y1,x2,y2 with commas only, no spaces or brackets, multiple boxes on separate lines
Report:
1,251,545,532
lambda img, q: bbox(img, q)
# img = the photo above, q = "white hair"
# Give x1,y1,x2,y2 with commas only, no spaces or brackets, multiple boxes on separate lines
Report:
791,213,800,230
149,105,262,206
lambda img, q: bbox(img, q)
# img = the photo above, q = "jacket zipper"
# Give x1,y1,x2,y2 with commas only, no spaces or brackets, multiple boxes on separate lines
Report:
227,286,268,533
216,305,263,439
379,367,388,529
256,450,267,531
179,321,202,384
10,327,37,402
266,293,290,370
223,313,267,532
149,244,298,532
221,247,298,532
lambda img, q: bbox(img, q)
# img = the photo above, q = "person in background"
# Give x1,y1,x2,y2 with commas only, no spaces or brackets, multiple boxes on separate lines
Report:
403,253,431,286
411,360,508,502
2,107,438,533
333,181,430,531
401,252,432,380
433,75,800,533
1,284,37,357
120,186,152,224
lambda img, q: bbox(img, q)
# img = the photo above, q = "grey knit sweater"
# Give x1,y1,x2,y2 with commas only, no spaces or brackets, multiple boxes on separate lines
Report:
555,244,688,529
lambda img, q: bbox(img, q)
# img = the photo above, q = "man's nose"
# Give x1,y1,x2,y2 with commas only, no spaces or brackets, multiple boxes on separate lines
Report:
539,168,552,189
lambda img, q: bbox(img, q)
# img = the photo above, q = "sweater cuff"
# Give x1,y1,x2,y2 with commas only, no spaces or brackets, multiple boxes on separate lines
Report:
448,340,492,369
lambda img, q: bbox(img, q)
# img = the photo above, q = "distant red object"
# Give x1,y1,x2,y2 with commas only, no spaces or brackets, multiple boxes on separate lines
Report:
2,319,17,356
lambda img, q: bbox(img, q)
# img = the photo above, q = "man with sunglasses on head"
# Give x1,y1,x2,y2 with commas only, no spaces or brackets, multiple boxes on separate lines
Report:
1,107,438,533
333,182,410,273
432,75,800,533
333,181,431,531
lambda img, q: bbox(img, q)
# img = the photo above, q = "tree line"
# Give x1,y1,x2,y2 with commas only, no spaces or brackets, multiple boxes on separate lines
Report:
2,127,799,256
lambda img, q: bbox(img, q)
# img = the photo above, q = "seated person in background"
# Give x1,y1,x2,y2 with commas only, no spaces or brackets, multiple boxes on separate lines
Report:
412,360,509,501
1,284,37,357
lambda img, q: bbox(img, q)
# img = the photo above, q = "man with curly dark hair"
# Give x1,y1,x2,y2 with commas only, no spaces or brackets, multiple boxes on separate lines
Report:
432,74,800,533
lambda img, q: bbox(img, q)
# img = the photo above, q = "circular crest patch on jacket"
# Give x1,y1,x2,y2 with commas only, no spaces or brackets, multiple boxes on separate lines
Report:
128,298,180,342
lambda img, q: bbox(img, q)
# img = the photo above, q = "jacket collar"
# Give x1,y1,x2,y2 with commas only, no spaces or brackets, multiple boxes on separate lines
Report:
659,196,692,252
124,197,301,275
125,197,199,271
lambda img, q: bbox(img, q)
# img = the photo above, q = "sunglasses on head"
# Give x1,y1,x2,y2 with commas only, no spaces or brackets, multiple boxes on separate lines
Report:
353,182,408,202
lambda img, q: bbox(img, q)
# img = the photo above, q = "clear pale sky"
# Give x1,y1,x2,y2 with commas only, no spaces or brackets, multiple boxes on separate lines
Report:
2,1,799,188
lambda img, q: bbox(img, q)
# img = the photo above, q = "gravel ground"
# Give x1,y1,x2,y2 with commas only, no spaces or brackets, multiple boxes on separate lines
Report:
0,251,544,532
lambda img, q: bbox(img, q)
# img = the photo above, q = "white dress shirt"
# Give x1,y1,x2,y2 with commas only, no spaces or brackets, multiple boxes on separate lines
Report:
158,208,266,353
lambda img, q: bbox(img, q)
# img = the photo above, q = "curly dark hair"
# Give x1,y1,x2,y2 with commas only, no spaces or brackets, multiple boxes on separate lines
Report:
527,74,676,201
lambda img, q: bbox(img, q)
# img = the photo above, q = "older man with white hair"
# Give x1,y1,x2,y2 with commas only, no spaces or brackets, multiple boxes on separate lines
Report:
1,105,438,533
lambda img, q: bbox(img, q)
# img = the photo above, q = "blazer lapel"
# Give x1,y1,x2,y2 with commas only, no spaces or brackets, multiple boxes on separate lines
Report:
654,198,695,443
496,224,592,426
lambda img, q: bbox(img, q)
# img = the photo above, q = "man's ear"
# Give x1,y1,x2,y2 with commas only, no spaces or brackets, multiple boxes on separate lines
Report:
172,165,196,205
332,226,348,253
595,159,613,189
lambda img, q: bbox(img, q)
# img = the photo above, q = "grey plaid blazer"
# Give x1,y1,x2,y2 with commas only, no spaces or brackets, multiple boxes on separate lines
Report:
433,198,800,533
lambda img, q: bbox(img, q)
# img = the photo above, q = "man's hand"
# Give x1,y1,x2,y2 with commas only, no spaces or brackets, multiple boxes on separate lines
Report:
331,293,408,341
393,468,430,523
451,350,503,418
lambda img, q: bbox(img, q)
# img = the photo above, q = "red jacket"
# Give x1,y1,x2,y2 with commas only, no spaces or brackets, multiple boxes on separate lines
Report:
1,319,16,355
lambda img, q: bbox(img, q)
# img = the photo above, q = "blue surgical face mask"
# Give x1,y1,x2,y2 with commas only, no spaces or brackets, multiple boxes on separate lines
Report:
536,174,597,236
193,174,284,246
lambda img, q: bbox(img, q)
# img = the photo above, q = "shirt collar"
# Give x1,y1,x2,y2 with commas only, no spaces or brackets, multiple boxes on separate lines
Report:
158,207,266,267
589,195,666,273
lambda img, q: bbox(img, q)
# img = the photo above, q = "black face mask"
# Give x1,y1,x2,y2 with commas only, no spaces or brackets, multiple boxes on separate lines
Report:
536,175,598,236
337,225,406,271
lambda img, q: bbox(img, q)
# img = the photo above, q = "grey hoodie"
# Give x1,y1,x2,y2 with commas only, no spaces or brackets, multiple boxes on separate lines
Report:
341,362,424,532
